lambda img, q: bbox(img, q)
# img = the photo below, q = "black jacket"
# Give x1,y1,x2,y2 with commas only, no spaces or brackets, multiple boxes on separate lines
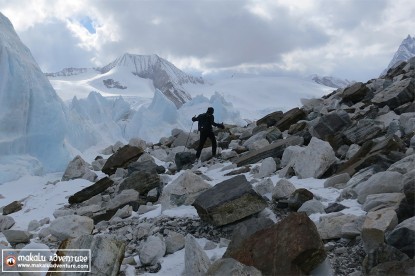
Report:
192,113,223,133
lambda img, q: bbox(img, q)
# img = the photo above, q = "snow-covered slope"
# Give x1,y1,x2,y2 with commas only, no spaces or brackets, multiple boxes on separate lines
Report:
0,12,70,179
382,34,415,75
49,53,203,108
310,74,354,89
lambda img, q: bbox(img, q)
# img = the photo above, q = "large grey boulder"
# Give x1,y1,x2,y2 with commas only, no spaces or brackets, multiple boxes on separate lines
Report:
355,171,404,204
62,155,97,182
192,175,267,226
399,112,415,135
372,78,414,109
387,153,415,174
293,137,336,178
165,231,185,254
184,234,211,276
340,82,370,103
361,208,398,253
362,193,406,212
386,216,415,258
50,234,125,276
161,170,211,211
2,229,31,244
48,215,94,241
118,171,161,195
106,189,139,210
323,173,350,189
343,119,385,145
316,213,360,240
297,199,326,216
138,235,166,266
175,151,196,171
311,110,352,140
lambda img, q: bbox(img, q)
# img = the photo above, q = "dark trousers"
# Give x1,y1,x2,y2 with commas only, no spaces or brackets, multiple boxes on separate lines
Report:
196,131,217,159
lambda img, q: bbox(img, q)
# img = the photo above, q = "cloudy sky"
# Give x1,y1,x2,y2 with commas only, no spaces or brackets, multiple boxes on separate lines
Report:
0,0,414,81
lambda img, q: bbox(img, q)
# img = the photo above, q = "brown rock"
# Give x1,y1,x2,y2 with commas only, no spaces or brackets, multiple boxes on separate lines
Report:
102,145,144,175
224,212,326,275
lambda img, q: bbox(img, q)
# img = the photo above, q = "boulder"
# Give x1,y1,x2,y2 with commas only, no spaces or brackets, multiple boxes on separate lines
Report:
2,200,22,215
368,259,414,276
184,234,211,276
363,244,411,275
399,112,415,135
106,189,139,210
343,119,385,145
323,173,350,189
372,78,415,109
280,145,303,167
340,82,370,103
292,137,336,179
119,171,161,195
355,171,404,204
361,209,398,253
102,145,144,175
2,229,31,244
276,108,307,131
138,235,166,266
256,110,283,127
127,158,159,175
253,178,274,197
387,153,415,174
206,258,262,276
161,170,211,211
386,216,415,258
287,188,314,211
335,135,406,176
316,213,360,240
50,235,125,276
224,212,326,275
255,157,276,178
403,170,415,204
0,215,15,231
48,215,94,241
297,199,326,216
192,175,267,226
68,177,114,204
235,135,303,167
165,231,185,254
272,178,296,201
311,110,352,141
362,193,406,212
175,151,196,171
62,155,97,182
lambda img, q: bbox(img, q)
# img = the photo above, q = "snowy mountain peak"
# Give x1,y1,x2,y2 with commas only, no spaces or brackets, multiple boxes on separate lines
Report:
382,34,415,75
99,53,203,108
310,74,354,89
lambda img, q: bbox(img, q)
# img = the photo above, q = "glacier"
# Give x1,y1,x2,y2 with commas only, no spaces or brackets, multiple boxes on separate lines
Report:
0,13,70,181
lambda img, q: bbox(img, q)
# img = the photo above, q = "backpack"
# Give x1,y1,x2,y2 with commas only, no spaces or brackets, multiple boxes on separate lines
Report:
197,113,211,131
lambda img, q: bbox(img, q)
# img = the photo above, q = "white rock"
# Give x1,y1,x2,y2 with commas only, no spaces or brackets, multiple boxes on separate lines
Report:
0,215,15,231
272,179,296,200
255,157,276,178
254,178,274,196
297,199,326,215
160,170,211,211
355,171,404,204
61,155,97,182
184,234,211,276
293,137,336,179
106,189,139,210
281,145,304,167
138,235,166,266
48,215,94,241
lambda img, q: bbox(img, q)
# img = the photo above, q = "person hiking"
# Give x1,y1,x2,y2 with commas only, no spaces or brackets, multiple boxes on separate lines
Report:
192,107,225,160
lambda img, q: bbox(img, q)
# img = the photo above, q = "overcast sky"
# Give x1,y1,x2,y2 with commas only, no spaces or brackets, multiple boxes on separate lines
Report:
1,0,414,81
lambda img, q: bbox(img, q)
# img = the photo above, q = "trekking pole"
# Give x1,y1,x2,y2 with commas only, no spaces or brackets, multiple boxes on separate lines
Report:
183,121,194,152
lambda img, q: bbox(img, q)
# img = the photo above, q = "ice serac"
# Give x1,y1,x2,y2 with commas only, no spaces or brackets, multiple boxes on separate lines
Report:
0,12,69,173
100,53,203,108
